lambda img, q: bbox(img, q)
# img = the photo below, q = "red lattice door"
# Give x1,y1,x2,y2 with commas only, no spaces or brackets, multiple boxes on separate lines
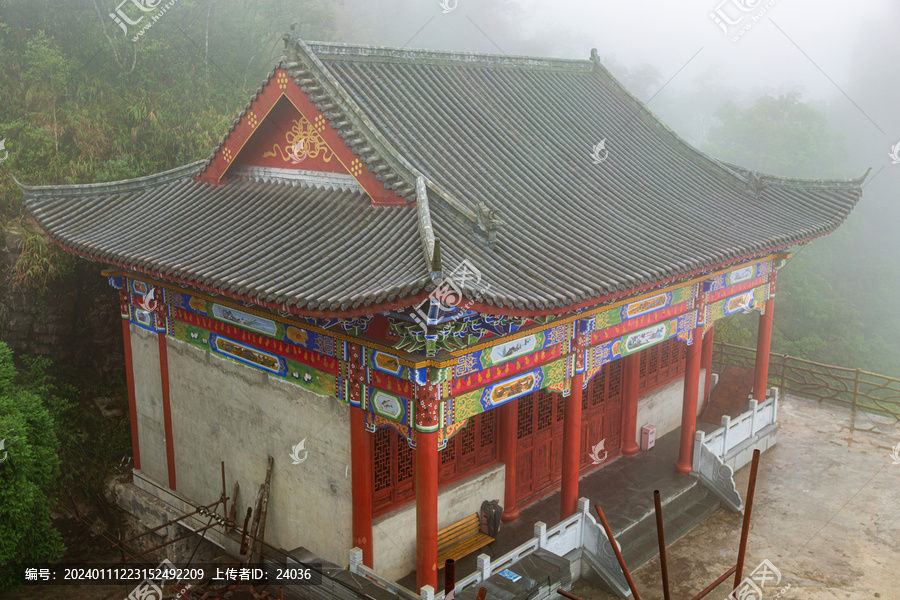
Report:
580,359,624,472
515,388,565,507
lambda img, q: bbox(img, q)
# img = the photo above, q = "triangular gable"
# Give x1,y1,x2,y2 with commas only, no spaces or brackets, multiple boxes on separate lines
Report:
198,68,405,206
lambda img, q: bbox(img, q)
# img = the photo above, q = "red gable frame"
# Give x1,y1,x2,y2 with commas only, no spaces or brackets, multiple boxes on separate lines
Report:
197,68,405,207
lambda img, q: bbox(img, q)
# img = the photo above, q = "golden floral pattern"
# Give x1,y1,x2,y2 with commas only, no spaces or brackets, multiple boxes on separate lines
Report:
263,117,334,164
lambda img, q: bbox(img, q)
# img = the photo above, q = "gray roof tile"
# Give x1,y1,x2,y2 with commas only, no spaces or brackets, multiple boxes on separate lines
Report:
19,34,865,315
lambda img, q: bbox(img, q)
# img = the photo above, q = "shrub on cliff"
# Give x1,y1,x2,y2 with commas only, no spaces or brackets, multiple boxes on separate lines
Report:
0,342,64,588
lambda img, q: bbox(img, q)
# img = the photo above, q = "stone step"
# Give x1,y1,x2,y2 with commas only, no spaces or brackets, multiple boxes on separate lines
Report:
616,482,721,570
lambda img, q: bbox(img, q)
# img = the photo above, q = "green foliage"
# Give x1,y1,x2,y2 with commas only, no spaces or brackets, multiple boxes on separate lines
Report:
9,225,72,292
0,343,65,587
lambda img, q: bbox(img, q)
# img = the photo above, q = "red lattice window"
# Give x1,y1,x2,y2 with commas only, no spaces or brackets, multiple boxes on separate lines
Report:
517,395,534,440
537,390,553,430
607,359,623,401
638,337,688,394
374,410,498,517
373,428,415,514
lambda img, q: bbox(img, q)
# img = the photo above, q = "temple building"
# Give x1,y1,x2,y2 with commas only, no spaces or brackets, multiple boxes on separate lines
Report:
19,26,864,593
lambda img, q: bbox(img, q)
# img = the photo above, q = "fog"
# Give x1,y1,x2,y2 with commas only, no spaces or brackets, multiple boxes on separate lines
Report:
327,0,899,371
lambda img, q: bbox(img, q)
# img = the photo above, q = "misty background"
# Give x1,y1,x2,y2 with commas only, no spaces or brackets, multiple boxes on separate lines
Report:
0,0,898,374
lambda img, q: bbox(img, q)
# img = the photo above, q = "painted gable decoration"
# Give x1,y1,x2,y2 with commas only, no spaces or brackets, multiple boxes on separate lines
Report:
197,68,405,206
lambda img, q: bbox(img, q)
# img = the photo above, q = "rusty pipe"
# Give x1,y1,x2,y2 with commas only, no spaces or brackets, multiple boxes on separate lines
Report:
692,565,737,600
653,490,671,600
733,449,761,590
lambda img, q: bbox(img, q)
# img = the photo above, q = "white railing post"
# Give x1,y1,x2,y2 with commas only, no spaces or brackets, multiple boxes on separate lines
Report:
420,585,435,600
720,415,731,453
693,430,705,472
534,521,547,549
772,388,779,423
578,498,590,546
477,554,491,582
748,399,759,435
349,547,363,575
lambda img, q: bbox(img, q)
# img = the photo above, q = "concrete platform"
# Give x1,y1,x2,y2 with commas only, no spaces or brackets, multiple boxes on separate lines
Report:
571,395,900,599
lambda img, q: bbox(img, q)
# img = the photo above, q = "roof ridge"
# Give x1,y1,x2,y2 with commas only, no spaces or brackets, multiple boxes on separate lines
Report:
306,40,594,71
717,162,871,189
284,24,504,246
15,160,204,196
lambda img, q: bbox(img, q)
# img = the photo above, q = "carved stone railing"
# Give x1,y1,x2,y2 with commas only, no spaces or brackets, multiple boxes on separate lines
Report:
692,390,779,512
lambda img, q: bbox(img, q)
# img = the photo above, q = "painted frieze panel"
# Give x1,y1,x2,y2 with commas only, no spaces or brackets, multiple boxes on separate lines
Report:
451,325,567,394
450,357,567,424
168,290,337,357
590,286,694,346
584,312,695,386
170,320,337,397
707,259,773,296
705,284,769,324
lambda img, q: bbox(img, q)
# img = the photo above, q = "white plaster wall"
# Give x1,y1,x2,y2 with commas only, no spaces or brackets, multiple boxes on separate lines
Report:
130,325,169,487
634,368,708,442
130,334,352,566
372,463,505,581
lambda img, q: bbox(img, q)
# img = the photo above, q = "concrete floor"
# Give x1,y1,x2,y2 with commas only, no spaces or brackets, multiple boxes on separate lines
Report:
571,395,900,600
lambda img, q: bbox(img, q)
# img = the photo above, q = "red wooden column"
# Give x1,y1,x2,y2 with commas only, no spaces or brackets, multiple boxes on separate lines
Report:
675,326,704,475
119,289,141,470
499,400,520,522
700,325,715,408
561,321,588,520
415,373,441,592
620,352,641,456
157,331,177,490
754,298,775,401
350,406,374,567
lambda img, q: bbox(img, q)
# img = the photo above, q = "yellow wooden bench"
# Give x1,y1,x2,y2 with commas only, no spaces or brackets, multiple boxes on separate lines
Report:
436,514,495,566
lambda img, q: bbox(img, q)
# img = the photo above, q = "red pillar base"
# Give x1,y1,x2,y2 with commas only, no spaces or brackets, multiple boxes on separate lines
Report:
675,326,704,475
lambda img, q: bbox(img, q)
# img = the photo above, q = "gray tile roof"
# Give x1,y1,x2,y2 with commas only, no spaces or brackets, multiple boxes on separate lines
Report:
19,30,866,315
21,164,428,311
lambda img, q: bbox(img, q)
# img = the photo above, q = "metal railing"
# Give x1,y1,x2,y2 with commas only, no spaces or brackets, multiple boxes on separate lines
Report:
711,341,900,419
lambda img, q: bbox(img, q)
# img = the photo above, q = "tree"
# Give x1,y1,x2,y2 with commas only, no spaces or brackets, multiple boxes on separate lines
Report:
0,343,64,588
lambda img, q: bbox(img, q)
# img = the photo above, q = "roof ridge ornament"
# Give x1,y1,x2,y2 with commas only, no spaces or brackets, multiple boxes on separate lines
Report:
416,176,441,279
474,200,502,245
747,170,765,198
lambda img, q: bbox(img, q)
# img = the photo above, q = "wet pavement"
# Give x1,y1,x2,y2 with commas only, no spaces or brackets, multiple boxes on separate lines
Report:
571,395,900,600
